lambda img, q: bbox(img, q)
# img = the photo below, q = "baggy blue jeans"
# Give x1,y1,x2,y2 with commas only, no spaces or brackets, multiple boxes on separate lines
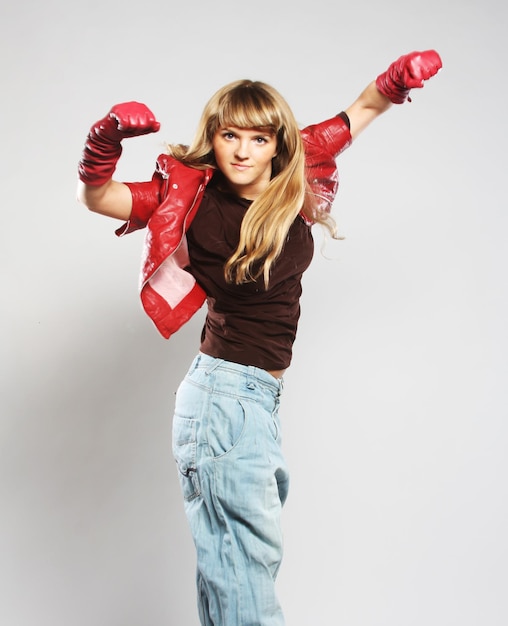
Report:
172,353,289,626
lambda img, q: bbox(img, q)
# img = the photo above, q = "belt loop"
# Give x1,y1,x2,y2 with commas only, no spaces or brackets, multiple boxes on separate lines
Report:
246,365,256,390
245,365,251,389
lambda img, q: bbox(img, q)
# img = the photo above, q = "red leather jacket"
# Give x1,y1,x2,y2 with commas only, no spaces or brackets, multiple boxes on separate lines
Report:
115,114,352,338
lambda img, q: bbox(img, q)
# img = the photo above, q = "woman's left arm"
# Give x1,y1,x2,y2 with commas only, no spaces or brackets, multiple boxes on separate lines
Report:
345,50,442,140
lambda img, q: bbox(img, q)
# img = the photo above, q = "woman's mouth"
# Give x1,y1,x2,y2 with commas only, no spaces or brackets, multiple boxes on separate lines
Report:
231,163,251,171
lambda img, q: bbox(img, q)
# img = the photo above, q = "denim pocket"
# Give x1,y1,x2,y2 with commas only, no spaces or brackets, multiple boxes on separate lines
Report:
172,416,200,501
270,411,281,443
207,396,247,459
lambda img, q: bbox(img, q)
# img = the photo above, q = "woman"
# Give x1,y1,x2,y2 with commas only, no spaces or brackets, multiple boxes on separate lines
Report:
77,49,442,626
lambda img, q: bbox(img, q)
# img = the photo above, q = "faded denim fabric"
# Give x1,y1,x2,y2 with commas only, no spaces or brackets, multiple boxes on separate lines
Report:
173,353,289,626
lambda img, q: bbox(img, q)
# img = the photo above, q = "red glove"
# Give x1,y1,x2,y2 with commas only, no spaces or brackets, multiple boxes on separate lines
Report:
376,50,442,104
78,102,160,186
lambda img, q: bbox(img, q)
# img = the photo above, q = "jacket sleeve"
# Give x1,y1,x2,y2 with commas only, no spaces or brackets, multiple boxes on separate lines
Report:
115,157,169,237
300,113,352,159
301,115,353,219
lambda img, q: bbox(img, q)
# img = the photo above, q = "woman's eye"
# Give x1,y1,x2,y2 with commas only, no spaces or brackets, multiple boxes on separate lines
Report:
255,137,268,144
223,132,235,140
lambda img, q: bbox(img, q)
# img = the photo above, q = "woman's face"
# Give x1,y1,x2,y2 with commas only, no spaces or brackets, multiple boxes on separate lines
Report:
212,126,277,200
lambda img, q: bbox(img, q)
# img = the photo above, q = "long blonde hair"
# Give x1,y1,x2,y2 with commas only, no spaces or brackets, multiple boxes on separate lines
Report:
169,80,330,286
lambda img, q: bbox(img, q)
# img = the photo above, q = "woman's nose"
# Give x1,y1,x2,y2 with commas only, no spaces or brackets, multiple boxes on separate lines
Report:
234,140,250,160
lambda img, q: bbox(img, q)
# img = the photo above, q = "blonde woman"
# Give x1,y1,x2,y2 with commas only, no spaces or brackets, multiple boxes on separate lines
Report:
77,49,442,626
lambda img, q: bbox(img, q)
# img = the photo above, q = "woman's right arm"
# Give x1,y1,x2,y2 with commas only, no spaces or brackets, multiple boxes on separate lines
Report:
77,179,133,221
76,102,160,221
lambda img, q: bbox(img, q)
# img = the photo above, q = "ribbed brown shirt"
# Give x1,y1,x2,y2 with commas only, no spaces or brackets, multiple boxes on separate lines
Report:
186,185,314,370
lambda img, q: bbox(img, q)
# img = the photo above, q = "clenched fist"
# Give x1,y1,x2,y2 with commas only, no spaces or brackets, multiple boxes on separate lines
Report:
78,102,160,186
376,50,442,104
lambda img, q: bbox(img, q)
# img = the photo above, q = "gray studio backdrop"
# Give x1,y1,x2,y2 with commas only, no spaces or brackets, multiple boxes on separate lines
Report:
1,1,507,625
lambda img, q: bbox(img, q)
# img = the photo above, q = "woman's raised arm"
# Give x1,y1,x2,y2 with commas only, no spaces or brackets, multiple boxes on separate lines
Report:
76,102,160,220
345,50,442,139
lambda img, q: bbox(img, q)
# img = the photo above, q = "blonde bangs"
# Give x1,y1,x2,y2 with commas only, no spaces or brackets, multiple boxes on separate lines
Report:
213,82,283,134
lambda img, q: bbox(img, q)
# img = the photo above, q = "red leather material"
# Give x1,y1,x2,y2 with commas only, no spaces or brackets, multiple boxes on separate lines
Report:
140,281,207,339
376,50,442,104
301,115,352,220
78,102,160,186
136,156,213,284
116,178,165,236
117,156,213,338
